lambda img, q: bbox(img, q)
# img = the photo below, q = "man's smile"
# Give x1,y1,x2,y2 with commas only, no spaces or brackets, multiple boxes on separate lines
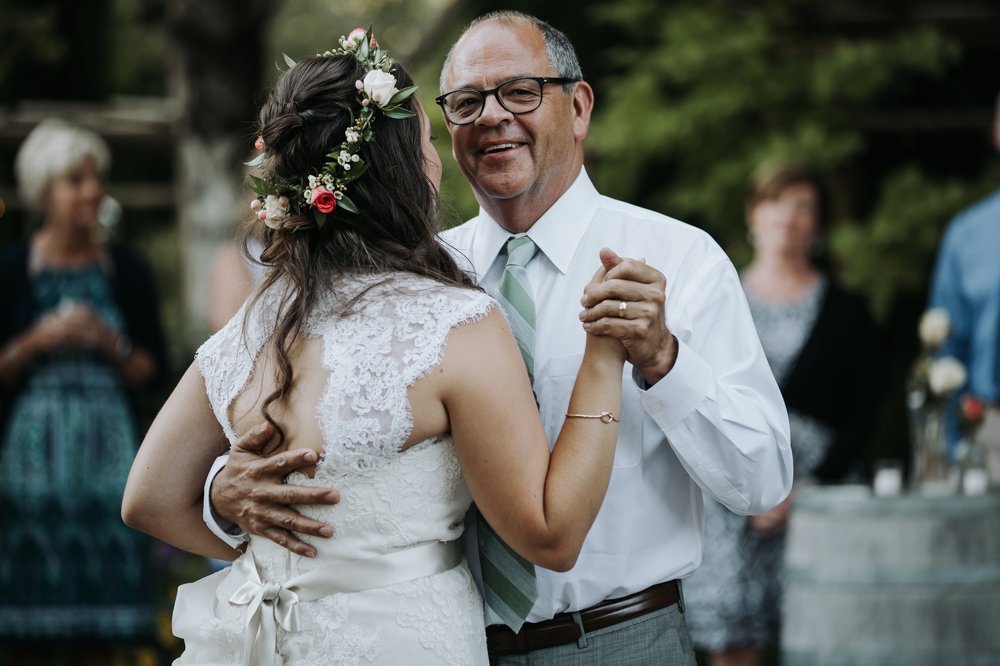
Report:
479,141,527,156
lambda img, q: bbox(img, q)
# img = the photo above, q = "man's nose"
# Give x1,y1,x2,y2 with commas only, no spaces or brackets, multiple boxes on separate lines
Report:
475,93,513,127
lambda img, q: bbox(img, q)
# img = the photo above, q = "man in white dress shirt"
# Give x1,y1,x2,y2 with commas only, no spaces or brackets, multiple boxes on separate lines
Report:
203,11,792,665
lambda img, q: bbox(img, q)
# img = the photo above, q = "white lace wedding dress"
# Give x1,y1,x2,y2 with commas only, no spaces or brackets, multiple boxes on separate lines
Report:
172,275,493,666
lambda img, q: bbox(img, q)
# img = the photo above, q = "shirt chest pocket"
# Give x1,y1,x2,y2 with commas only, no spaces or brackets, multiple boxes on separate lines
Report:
540,354,643,469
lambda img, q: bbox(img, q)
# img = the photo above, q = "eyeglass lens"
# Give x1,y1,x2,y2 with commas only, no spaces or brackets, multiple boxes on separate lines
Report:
442,78,544,123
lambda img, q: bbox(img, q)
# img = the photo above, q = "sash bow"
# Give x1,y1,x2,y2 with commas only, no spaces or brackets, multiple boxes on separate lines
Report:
230,556,302,666
226,541,462,666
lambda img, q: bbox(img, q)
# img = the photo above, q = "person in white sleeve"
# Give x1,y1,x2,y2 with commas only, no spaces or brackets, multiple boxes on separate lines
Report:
200,11,793,665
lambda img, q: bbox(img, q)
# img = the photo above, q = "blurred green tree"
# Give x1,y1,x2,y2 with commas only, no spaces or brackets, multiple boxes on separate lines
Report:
0,0,111,102
588,0,999,319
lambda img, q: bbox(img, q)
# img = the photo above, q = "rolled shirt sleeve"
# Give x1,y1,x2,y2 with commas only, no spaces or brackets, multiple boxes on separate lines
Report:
636,256,793,515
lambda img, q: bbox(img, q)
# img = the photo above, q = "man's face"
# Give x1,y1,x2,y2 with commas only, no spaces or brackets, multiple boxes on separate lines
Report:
441,22,581,207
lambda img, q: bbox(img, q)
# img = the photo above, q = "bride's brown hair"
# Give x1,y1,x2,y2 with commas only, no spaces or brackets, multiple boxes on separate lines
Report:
243,54,476,448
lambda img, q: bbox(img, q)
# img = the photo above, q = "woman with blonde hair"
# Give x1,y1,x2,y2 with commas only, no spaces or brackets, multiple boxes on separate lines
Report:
0,120,166,663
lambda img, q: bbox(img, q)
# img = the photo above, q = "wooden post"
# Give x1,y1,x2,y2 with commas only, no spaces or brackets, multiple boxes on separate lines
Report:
143,0,275,347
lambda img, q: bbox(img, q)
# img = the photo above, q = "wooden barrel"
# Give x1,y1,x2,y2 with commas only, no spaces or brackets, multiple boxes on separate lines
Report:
782,487,1000,666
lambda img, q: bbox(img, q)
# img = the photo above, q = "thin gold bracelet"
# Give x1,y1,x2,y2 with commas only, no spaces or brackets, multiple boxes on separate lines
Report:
566,411,619,424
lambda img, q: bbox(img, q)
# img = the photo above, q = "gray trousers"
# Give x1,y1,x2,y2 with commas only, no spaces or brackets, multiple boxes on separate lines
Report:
488,600,697,666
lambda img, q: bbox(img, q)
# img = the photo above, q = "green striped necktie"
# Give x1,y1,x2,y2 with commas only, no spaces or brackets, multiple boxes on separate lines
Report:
478,235,540,632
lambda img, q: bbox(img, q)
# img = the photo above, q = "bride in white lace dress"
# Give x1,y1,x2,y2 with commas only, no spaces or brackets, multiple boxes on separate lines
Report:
123,35,627,666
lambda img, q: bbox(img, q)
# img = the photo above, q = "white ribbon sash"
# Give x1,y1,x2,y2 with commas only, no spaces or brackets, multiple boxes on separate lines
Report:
228,540,462,666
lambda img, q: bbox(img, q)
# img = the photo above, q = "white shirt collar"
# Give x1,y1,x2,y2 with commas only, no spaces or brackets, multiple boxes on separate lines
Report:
469,168,599,275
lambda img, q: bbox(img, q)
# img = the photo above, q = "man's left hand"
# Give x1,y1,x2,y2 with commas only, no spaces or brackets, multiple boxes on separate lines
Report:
580,248,677,386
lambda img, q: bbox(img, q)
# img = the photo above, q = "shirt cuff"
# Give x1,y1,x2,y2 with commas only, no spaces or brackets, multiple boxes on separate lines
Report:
203,453,250,548
634,337,713,428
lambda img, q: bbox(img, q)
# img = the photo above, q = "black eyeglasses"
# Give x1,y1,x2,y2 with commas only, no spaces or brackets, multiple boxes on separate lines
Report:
435,77,581,125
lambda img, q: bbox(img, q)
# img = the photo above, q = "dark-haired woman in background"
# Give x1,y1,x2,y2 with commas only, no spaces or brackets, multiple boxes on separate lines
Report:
0,120,166,663
684,163,883,666
123,36,629,665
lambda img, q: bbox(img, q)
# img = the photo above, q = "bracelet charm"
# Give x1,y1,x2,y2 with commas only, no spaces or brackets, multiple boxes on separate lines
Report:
565,411,619,424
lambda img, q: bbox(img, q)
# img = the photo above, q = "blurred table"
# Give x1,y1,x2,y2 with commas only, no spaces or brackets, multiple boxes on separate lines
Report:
782,486,1000,666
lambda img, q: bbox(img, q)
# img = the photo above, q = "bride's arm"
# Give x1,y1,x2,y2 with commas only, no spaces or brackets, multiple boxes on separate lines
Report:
122,364,241,560
441,308,626,572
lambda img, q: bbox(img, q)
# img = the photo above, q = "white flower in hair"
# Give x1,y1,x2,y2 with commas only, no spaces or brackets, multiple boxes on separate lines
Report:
264,194,290,230
363,70,398,107
248,27,418,225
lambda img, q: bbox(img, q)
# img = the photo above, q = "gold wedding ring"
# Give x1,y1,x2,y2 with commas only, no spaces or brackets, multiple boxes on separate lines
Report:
618,301,627,318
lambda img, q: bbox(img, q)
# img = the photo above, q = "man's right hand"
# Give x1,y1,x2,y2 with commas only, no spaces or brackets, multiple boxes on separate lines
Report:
210,422,340,557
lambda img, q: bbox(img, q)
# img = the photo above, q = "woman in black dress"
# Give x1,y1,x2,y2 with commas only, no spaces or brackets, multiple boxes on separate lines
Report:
684,162,883,666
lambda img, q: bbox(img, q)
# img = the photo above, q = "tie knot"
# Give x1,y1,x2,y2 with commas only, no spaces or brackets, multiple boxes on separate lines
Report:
505,236,538,269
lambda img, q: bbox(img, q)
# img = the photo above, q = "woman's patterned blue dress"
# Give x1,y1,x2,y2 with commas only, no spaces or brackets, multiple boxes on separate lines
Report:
0,258,154,639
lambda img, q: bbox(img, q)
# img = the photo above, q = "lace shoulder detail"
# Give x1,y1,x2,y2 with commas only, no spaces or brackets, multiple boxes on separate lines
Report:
305,275,496,467
195,291,279,443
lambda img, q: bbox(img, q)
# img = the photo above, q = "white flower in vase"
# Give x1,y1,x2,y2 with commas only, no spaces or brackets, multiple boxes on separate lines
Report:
928,356,967,396
918,308,951,348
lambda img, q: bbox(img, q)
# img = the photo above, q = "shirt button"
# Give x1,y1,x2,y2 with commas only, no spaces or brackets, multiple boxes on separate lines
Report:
650,404,663,414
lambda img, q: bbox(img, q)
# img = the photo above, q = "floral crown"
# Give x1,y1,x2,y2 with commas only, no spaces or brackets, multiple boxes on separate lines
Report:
247,27,417,231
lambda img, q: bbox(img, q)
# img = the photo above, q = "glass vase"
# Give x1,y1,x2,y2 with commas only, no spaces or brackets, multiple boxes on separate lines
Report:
907,392,955,495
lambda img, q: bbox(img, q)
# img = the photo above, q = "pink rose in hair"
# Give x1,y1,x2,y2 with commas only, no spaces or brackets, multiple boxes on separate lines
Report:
310,186,337,214
349,28,366,43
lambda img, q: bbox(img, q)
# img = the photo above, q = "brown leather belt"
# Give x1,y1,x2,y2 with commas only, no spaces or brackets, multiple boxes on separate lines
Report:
485,580,680,655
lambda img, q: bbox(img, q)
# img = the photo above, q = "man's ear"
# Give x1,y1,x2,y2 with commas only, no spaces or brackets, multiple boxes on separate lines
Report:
572,82,595,142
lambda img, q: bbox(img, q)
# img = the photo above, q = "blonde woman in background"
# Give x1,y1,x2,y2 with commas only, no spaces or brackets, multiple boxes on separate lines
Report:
0,120,166,665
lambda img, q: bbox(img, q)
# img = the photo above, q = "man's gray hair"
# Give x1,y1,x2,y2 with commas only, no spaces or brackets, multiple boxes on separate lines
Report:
440,11,583,94
15,119,111,211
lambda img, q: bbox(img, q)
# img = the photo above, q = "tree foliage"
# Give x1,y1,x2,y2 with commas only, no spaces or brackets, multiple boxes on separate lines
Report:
831,163,1000,318
587,0,998,318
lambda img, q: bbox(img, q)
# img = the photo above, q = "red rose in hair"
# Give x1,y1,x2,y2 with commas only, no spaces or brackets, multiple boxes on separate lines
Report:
254,136,264,151
310,186,337,214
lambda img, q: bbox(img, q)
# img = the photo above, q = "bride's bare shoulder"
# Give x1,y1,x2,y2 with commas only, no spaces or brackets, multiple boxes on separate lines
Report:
439,305,517,372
